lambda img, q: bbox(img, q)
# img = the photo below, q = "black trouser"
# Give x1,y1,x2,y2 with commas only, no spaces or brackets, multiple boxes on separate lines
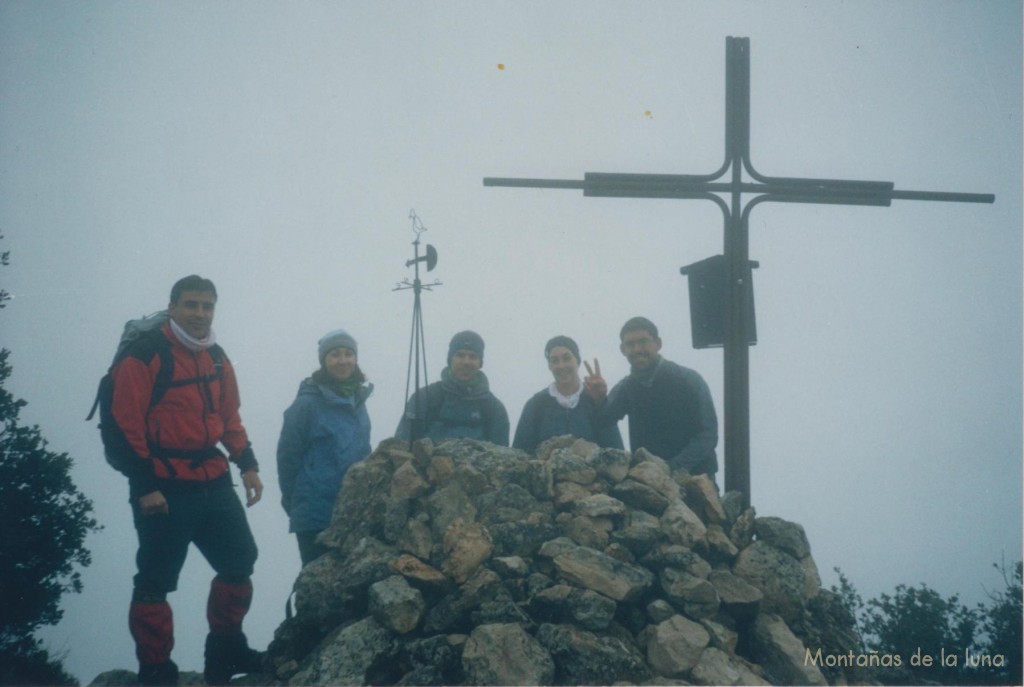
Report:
129,476,258,666
132,475,257,594
295,530,328,566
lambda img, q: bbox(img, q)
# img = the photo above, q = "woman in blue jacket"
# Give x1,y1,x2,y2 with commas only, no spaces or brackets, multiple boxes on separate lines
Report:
276,329,372,565
512,335,623,454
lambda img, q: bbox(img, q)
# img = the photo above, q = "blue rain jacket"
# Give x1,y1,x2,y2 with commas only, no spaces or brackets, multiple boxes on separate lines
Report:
276,378,372,533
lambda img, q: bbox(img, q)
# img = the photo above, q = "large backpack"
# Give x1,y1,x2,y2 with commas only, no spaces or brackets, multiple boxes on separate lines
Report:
86,312,175,474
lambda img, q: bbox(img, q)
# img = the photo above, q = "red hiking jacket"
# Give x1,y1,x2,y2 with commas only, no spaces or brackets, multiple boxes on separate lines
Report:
111,324,257,497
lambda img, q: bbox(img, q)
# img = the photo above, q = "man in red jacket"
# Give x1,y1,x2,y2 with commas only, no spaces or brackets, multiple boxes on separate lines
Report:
111,275,263,686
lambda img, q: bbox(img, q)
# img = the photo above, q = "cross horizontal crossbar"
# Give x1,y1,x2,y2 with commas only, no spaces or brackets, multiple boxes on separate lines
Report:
483,174,995,206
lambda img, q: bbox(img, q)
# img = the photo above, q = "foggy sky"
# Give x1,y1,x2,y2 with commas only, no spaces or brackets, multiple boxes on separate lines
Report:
1,1,1020,683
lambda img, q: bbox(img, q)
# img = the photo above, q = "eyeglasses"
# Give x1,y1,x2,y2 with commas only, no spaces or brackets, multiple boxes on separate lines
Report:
622,337,656,350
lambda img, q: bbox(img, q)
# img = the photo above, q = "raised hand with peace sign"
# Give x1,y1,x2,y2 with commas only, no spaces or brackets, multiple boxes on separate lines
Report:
583,358,607,403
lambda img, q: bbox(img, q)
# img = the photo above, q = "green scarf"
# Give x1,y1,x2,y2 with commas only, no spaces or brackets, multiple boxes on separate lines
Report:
312,367,365,397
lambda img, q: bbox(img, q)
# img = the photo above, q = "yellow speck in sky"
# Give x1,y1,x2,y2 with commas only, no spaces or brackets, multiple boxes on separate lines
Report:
645,110,653,119
497,63,505,71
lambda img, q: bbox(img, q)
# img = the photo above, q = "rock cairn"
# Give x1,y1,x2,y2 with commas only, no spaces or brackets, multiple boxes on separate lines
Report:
265,437,865,686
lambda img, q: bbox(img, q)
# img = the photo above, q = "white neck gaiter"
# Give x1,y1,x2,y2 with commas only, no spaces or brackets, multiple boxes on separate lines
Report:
169,318,217,352
548,380,582,409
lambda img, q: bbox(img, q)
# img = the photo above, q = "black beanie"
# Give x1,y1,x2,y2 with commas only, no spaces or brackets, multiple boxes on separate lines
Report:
447,330,485,366
544,335,580,363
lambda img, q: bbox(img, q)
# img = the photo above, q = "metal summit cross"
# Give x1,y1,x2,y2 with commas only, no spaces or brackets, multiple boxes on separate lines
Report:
483,37,994,509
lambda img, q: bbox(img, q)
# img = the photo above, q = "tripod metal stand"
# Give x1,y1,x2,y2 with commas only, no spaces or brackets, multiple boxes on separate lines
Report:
394,210,441,445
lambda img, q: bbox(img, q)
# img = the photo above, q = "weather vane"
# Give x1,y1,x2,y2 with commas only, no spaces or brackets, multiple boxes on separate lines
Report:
394,209,441,444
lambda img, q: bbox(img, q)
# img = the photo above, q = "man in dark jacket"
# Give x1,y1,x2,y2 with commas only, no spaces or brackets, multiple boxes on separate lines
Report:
395,330,510,446
110,275,263,685
596,316,719,480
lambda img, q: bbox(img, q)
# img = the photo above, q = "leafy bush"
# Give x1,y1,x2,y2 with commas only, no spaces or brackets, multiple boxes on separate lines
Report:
0,235,100,685
832,562,1022,685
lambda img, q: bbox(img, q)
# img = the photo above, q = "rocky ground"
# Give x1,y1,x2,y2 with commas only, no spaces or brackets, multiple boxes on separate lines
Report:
266,436,870,685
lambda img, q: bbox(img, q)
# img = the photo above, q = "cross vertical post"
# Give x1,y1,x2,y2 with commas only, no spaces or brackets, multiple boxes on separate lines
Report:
483,37,994,509
724,37,752,505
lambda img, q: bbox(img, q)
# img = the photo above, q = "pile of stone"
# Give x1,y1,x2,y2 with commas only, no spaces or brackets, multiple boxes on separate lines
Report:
264,437,866,686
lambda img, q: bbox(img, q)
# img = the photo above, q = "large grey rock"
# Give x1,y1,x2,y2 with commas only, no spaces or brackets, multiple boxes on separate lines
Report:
754,516,812,559
391,460,429,500
564,514,613,549
703,523,740,564
288,617,395,686
708,569,763,621
293,537,396,630
320,451,394,550
427,452,455,485
646,614,711,678
700,618,738,654
476,482,548,526
733,540,807,622
398,633,466,684
537,536,578,559
642,544,712,578
660,500,707,547
690,646,748,686
660,567,720,619
488,518,563,558
553,480,593,509
389,553,449,593
549,447,598,485
610,478,671,515
369,575,426,634
461,623,555,686
801,553,823,599
442,520,493,583
627,455,680,501
587,447,632,483
427,483,477,539
552,545,654,602
611,509,667,557
530,583,617,631
681,474,728,524
750,613,828,686
537,622,650,685
573,493,627,518
423,567,505,634
606,479,671,516
397,514,434,560
567,437,601,460
646,598,677,624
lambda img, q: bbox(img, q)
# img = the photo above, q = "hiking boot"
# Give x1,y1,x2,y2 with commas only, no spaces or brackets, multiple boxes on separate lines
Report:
203,632,264,685
137,660,179,686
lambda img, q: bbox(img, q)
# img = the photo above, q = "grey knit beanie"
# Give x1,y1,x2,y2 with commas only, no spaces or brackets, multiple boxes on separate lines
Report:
318,328,358,364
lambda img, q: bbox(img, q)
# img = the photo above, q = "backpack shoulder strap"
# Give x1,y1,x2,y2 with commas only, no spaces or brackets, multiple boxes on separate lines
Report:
141,331,175,409
86,327,172,421
208,344,226,371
